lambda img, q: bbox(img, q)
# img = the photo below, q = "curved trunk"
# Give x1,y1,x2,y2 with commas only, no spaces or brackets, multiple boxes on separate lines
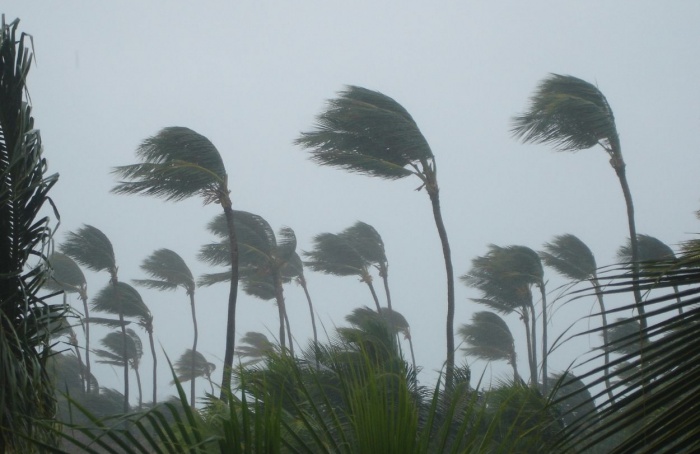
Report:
118,312,129,412
273,270,292,354
148,327,157,406
134,366,143,411
521,309,537,387
299,276,319,359
407,334,417,388
220,206,240,400
673,285,684,315
189,291,198,409
539,283,548,394
526,295,538,388
426,183,455,390
283,307,294,356
511,353,520,384
379,263,392,311
591,275,615,403
365,278,382,313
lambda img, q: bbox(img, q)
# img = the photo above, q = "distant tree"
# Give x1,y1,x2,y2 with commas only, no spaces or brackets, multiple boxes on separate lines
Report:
304,231,382,312
459,311,520,382
112,126,240,399
235,331,276,367
174,349,216,397
134,248,199,408
296,86,457,388
512,74,645,329
95,329,144,410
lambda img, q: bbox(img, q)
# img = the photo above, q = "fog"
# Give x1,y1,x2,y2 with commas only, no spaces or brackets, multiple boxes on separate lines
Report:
5,2,700,403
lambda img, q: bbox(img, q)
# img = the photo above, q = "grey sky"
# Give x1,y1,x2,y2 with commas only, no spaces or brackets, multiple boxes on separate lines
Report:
5,2,700,401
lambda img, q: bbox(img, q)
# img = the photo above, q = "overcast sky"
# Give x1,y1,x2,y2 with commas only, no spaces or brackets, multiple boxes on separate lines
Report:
5,2,700,403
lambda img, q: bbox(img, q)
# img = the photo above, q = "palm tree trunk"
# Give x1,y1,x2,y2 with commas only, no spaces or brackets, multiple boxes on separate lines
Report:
148,328,157,405
220,205,239,400
283,308,294,356
273,271,292,354
591,275,615,403
379,264,392,311
426,182,455,390
539,284,548,394
298,276,319,359
134,366,143,410
365,279,382,313
612,159,646,330
673,285,684,315
521,309,537,386
510,355,520,384
189,292,198,409
79,292,92,394
118,311,129,413
527,300,538,388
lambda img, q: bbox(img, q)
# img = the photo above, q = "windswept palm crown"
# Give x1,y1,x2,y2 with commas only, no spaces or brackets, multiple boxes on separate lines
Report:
459,311,519,382
60,225,117,282
540,234,597,282
112,126,239,400
296,85,457,388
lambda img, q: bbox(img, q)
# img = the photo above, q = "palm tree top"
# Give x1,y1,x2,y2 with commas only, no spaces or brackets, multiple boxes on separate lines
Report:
511,74,620,153
295,85,433,180
44,252,87,294
134,248,195,295
60,224,116,275
340,221,388,268
540,233,597,281
304,232,369,277
617,234,676,264
95,328,143,367
92,282,151,321
458,311,515,363
112,127,229,205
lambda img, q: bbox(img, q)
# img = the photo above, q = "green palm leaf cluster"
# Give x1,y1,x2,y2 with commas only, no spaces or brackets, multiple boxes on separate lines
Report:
459,311,519,382
0,17,62,452
95,329,145,409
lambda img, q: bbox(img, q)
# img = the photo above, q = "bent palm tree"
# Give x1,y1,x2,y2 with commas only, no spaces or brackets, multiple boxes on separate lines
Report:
459,311,519,382
304,231,382,312
285,252,319,356
112,127,239,399
45,252,93,393
512,74,645,329
198,211,297,353
134,248,199,408
235,331,276,367
296,86,457,388
341,222,393,310
540,233,614,400
95,329,144,410
174,349,216,396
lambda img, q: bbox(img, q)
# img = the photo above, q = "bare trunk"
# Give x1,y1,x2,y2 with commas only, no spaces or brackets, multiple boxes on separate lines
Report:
591,275,615,403
539,284,548,394
134,366,143,411
189,291,198,409
379,263,392,311
365,278,382,313
522,309,537,387
220,206,239,400
79,291,91,394
148,328,157,406
299,276,319,357
118,311,129,413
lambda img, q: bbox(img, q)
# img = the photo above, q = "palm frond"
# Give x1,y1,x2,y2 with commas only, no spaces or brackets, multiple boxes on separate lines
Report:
44,252,87,294
304,232,368,277
91,282,150,321
512,74,619,153
540,233,597,281
295,85,432,180
617,234,677,268
173,349,216,383
134,248,194,294
458,311,515,363
60,224,116,274
112,127,228,204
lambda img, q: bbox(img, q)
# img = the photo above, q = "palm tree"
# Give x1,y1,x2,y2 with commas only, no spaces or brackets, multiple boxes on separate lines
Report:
284,252,319,356
95,329,144,410
459,311,520,382
198,211,298,353
341,222,393,310
512,74,645,330
296,86,457,387
540,233,614,401
304,231,383,312
462,245,544,387
235,331,276,367
174,349,216,396
92,282,157,406
45,252,93,393
133,248,199,408
112,126,239,399
60,224,132,412
618,234,683,314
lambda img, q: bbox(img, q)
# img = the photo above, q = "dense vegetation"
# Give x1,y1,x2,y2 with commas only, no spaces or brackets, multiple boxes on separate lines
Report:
2,16,700,453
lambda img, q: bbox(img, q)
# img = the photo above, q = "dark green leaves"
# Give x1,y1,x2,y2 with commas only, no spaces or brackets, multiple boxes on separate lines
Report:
60,225,117,275
540,234,597,281
134,248,195,294
512,74,620,153
296,86,433,180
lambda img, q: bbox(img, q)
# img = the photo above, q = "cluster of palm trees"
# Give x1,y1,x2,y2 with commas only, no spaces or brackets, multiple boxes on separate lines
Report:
5,13,698,450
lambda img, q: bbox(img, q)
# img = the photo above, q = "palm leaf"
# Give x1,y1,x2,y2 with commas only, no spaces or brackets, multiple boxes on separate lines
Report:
60,225,116,275
540,233,597,281
304,232,368,277
458,311,516,364
44,252,87,294
134,248,195,294
91,282,151,321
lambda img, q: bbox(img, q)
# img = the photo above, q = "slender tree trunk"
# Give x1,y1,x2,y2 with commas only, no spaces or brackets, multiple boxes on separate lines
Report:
134,366,143,411
273,271,292,354
79,292,92,394
527,298,538,388
612,160,646,330
365,279,382,313
379,264,392,311
407,333,417,388
591,275,615,403
673,285,684,315
118,312,129,413
189,291,198,409
511,355,520,384
539,284,548,394
283,308,294,356
521,309,537,387
426,183,455,390
299,276,319,359
148,328,157,406
220,205,239,400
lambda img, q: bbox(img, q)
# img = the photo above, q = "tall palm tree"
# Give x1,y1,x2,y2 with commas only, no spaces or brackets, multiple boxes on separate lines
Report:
296,86,457,387
341,222,393,310
60,224,131,412
540,233,614,400
174,349,216,396
112,127,239,400
45,252,93,393
462,245,543,387
304,231,383,312
133,248,199,408
512,74,645,329
198,211,298,353
92,282,157,406
95,329,144,410
617,234,683,314
459,311,520,383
